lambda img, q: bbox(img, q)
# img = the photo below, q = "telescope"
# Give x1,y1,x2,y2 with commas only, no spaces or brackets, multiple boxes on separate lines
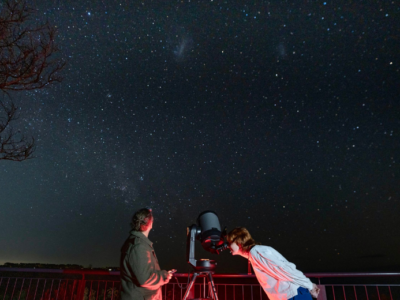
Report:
183,211,229,300
186,210,229,271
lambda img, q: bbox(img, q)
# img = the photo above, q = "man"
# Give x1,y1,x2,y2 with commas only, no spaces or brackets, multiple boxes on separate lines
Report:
227,227,320,300
120,208,173,300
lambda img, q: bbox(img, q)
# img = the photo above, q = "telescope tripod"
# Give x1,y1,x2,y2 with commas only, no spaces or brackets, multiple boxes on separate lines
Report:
182,271,219,300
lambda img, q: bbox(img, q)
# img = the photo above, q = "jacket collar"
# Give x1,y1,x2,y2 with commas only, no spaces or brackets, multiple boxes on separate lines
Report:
130,230,153,248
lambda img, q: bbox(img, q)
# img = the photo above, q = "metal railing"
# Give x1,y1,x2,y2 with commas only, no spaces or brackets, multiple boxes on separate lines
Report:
1,269,399,300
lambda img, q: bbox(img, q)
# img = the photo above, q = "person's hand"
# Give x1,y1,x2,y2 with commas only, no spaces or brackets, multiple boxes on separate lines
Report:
165,269,176,283
310,284,320,299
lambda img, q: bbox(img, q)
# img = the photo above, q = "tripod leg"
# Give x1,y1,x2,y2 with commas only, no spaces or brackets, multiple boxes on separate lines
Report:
182,273,198,300
207,272,219,300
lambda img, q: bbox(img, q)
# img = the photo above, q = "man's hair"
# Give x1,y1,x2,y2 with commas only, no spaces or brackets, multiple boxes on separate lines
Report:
227,227,257,253
130,208,153,231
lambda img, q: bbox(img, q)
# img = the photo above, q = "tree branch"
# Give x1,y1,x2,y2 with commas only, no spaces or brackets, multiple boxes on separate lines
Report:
0,0,65,162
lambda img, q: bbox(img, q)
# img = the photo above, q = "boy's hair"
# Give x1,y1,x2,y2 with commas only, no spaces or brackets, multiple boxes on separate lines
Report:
227,227,257,253
130,208,153,231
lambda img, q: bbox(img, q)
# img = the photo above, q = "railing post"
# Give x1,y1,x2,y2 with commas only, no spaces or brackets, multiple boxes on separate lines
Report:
247,259,252,275
76,272,86,300
317,285,327,300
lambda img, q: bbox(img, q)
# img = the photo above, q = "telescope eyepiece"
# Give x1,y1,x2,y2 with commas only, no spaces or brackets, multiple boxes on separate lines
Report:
216,242,229,254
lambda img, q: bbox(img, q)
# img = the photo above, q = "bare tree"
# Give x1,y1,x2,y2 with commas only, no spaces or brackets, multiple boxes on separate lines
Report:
0,100,34,161
0,0,65,161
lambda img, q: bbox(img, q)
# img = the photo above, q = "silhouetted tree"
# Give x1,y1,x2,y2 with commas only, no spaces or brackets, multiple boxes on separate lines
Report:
0,100,34,161
0,0,65,161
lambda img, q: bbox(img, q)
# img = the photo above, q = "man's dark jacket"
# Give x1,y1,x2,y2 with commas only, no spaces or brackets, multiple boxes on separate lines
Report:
120,231,168,300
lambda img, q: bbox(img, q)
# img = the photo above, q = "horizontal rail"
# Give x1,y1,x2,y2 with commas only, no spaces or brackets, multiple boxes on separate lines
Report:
1,278,399,287
1,277,399,300
1,268,400,278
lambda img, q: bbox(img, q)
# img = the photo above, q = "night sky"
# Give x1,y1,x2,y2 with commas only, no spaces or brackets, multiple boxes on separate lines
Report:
0,1,399,274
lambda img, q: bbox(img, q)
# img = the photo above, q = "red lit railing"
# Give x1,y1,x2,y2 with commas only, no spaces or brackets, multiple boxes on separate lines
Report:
1,268,399,300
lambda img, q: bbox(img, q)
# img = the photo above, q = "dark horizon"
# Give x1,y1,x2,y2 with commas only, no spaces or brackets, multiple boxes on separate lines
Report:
2,261,400,274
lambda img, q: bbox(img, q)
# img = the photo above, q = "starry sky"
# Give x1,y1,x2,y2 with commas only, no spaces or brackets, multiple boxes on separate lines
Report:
0,1,399,274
